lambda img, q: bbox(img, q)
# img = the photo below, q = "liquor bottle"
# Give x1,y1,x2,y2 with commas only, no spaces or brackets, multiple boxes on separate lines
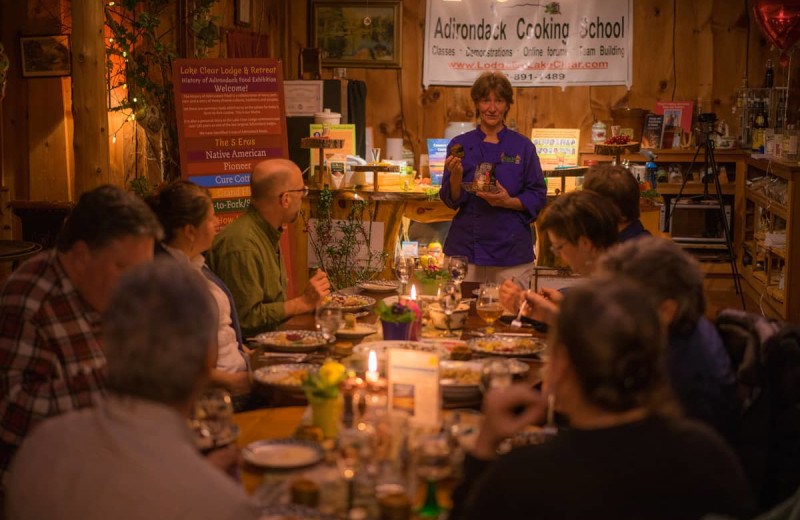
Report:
765,59,774,88
752,102,768,153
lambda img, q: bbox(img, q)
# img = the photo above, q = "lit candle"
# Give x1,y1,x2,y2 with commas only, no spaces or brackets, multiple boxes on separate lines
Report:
366,350,379,383
410,284,417,301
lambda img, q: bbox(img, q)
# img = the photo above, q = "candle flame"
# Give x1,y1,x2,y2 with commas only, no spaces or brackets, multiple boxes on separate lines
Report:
368,350,378,373
410,284,417,300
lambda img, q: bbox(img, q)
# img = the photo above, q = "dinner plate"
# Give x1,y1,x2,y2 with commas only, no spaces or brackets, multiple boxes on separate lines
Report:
439,360,483,401
242,438,324,470
260,504,336,520
356,280,400,293
324,292,376,311
467,336,547,358
253,330,328,353
252,363,319,394
353,340,449,360
335,323,378,339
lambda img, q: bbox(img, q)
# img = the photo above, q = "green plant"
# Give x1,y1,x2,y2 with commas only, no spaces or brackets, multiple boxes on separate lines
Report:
375,300,415,323
415,265,451,281
302,187,388,290
302,359,346,399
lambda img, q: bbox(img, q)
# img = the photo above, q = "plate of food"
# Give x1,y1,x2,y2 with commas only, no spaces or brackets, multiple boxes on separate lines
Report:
260,504,336,520
356,280,400,293
242,438,324,470
252,330,328,352
467,336,547,358
353,340,449,360
324,292,376,311
335,322,378,339
439,360,483,401
253,363,319,394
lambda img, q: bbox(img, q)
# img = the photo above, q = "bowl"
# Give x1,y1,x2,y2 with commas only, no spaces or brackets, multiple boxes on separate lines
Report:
428,302,470,330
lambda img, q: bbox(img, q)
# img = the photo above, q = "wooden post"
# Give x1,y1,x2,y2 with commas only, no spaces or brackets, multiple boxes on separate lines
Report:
71,0,111,196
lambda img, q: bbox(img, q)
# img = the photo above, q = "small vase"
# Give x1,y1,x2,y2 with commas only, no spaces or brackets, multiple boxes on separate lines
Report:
308,395,342,439
381,320,411,340
419,278,441,296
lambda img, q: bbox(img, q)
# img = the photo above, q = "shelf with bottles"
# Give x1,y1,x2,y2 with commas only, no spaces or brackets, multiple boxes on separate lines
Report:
733,85,788,149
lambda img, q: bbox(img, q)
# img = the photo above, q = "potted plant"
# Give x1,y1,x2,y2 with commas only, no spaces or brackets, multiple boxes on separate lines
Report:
302,359,347,439
414,265,451,296
375,300,416,340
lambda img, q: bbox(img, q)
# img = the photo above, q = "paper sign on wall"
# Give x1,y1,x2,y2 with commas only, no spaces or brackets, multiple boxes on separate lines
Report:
530,128,581,169
388,348,441,427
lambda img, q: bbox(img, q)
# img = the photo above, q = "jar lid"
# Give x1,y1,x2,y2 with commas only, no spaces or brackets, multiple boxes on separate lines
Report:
314,107,341,119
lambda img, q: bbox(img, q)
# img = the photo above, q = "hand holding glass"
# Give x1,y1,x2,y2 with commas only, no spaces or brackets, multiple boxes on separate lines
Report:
476,283,502,334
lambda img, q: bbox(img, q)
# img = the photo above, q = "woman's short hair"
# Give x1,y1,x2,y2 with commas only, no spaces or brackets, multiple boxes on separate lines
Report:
146,181,212,243
583,165,641,222
471,71,513,114
103,259,217,405
554,277,675,414
597,236,706,336
538,190,620,249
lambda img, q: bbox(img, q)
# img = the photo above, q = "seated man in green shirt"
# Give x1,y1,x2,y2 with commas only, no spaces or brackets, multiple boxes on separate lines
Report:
208,158,331,335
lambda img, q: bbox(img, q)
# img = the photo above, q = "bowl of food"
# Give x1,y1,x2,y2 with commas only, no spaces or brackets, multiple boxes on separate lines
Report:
428,302,470,330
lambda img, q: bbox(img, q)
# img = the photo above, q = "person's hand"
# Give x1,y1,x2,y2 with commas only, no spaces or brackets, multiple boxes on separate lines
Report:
472,384,548,459
500,280,523,313
538,287,564,305
226,371,252,396
445,155,463,178
522,290,559,325
303,269,331,308
204,443,241,479
475,181,512,208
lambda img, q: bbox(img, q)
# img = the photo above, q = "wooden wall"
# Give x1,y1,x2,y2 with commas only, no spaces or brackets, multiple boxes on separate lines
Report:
0,0,795,212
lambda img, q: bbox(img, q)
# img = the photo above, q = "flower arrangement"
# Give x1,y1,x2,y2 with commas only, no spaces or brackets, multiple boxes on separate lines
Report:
302,359,347,399
375,300,416,323
415,265,452,282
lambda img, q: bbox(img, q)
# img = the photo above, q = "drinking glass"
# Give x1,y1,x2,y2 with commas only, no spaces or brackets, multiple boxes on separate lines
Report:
479,359,513,394
447,256,469,286
437,281,462,337
415,434,452,518
476,282,502,334
190,388,237,452
394,255,414,295
371,148,382,163
337,428,371,511
315,304,342,342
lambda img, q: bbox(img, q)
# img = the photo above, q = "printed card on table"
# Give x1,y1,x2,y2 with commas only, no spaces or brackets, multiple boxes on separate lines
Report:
309,124,356,165
427,138,450,186
530,129,581,169
388,348,441,427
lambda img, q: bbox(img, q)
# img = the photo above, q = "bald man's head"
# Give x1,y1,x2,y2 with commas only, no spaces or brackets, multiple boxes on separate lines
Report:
250,158,301,202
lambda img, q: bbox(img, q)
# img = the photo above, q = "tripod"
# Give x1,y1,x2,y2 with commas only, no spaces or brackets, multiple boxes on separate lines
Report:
671,120,746,310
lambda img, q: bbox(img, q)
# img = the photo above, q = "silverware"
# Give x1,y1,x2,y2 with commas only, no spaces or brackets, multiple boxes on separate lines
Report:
510,296,528,329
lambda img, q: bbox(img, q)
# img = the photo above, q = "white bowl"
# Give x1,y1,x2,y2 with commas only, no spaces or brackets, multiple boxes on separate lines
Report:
428,303,470,330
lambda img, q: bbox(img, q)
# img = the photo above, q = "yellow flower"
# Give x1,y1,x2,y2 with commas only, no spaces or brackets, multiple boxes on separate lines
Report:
318,361,346,387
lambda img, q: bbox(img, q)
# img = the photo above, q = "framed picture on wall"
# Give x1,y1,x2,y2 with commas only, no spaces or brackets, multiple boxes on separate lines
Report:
235,0,252,27
311,0,402,69
20,35,71,77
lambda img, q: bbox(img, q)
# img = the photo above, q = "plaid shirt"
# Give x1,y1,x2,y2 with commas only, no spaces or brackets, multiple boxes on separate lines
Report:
0,250,107,485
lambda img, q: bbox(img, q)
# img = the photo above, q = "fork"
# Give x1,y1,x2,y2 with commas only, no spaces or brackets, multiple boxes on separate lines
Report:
510,292,529,328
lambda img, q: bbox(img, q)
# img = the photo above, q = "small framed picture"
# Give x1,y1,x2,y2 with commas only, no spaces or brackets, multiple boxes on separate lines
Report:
20,35,71,77
235,0,252,27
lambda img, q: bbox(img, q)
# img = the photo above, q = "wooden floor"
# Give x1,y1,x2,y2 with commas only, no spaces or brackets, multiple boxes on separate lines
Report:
702,264,757,320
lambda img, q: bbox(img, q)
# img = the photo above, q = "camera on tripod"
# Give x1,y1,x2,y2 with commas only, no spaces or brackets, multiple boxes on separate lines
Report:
696,112,718,135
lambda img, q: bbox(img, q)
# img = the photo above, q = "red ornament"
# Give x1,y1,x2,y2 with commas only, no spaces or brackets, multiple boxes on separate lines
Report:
753,0,800,51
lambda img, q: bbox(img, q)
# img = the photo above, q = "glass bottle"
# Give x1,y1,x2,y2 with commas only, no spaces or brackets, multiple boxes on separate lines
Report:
765,59,774,88
752,102,768,153
783,124,798,161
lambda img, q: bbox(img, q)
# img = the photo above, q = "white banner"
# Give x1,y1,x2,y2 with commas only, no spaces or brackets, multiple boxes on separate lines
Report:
423,0,632,88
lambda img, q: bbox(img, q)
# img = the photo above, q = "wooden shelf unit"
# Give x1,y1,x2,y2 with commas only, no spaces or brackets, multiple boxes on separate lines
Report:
736,156,800,321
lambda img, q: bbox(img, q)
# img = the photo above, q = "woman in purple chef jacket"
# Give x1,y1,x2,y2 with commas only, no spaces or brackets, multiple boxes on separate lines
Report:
440,71,547,283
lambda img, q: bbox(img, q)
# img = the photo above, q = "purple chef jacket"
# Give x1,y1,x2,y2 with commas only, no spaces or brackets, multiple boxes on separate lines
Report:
439,126,547,266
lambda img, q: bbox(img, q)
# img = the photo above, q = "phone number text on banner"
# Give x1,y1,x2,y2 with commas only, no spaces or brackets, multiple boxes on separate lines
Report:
423,0,632,88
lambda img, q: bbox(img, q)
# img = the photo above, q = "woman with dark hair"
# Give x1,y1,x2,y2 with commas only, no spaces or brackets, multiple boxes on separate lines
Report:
146,181,254,409
583,164,652,241
440,71,547,283
450,278,754,520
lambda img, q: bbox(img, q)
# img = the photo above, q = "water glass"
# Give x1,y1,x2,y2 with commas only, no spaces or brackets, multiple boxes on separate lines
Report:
394,255,414,294
415,434,452,518
437,282,462,337
190,388,237,452
371,148,382,163
476,282,502,334
447,255,469,285
479,359,513,394
315,304,342,342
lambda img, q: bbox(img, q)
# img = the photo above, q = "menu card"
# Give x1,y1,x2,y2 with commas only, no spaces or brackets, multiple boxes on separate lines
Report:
427,138,449,186
387,348,441,427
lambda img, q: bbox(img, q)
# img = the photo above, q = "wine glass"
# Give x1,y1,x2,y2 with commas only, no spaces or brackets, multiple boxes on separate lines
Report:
447,256,469,286
337,428,371,511
437,281,462,337
476,282,502,334
190,388,237,453
415,434,452,518
394,255,414,295
315,304,342,342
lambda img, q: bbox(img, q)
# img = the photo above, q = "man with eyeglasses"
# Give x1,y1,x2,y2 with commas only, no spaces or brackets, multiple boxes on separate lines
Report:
208,158,330,336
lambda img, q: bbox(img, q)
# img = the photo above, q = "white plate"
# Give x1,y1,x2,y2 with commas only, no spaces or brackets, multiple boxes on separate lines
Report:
242,438,324,469
324,293,376,311
357,280,400,292
467,336,547,358
335,323,378,339
252,363,319,393
252,330,327,353
353,340,449,360
439,360,482,401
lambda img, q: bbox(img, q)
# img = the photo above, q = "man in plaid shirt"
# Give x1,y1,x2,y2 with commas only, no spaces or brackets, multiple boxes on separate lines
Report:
0,185,162,487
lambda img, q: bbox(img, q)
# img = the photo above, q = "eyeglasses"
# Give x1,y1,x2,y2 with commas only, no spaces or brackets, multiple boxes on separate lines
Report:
550,239,568,256
280,186,309,198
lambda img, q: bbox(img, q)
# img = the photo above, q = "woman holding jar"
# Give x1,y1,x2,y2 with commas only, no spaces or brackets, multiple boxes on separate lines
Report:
439,71,547,283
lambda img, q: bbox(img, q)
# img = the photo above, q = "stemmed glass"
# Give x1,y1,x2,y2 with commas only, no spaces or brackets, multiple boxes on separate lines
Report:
415,434,452,518
476,282,502,334
447,256,469,286
315,304,342,342
394,255,414,295
437,281,461,337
